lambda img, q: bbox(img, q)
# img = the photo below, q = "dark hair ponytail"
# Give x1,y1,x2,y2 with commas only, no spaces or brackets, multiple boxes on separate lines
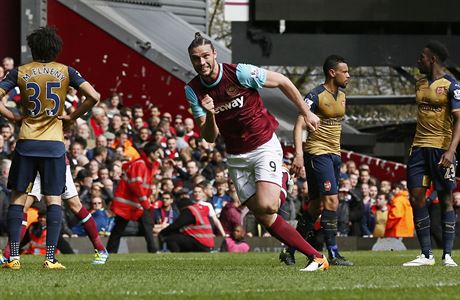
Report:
188,32,214,52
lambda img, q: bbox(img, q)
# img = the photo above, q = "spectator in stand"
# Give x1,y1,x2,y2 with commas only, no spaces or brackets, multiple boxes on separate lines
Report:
109,114,123,136
380,180,392,194
220,225,250,253
219,193,242,235
0,159,11,236
346,160,357,176
89,106,106,138
120,110,134,137
71,196,112,236
91,147,108,167
339,162,349,180
279,183,298,223
158,117,174,138
337,186,351,236
385,182,414,238
148,104,161,119
65,86,79,113
105,93,122,118
113,131,140,161
153,129,167,148
133,127,151,150
453,192,460,236
133,117,145,135
369,185,378,200
1,123,14,156
182,160,200,190
373,193,389,238
148,115,161,132
152,192,179,252
165,137,179,159
2,57,14,73
132,105,146,121
0,66,5,79
88,160,101,181
361,183,376,237
86,134,115,161
202,150,226,181
211,179,231,217
183,117,199,142
69,140,85,166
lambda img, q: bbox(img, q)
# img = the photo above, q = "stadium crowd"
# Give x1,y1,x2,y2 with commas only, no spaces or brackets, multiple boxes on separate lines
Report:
0,55,458,255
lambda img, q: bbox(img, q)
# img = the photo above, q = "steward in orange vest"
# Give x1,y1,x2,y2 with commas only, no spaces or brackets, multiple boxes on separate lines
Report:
385,186,415,238
107,142,161,253
159,193,215,252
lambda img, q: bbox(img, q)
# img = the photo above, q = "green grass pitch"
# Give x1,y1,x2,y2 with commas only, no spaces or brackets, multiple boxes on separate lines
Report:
1,250,460,300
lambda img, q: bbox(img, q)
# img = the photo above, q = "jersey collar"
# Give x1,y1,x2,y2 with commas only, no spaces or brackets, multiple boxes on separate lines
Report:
200,63,223,88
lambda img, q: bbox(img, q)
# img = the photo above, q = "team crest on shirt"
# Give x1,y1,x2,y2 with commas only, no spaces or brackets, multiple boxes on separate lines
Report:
436,86,447,96
225,84,239,97
454,88,460,100
323,181,331,191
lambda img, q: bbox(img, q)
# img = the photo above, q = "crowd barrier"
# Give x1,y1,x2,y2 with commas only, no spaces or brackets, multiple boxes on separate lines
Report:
2,236,459,254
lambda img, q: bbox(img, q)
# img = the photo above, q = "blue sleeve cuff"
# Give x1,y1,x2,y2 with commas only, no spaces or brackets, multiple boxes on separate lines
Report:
236,64,266,89
185,85,206,119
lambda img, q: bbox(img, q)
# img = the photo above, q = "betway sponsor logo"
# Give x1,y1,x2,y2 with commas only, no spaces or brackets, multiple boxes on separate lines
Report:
215,96,244,114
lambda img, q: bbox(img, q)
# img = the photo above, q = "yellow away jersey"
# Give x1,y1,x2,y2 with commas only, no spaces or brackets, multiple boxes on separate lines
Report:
0,61,86,157
304,85,346,156
412,75,460,150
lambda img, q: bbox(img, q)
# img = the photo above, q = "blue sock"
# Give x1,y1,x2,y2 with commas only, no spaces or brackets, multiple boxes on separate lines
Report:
320,209,339,258
442,210,456,259
413,206,431,258
46,204,62,261
7,204,24,259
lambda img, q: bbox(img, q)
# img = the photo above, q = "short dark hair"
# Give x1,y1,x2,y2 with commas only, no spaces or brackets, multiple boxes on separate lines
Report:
323,55,347,78
425,40,449,63
143,142,160,155
188,32,214,53
27,27,62,62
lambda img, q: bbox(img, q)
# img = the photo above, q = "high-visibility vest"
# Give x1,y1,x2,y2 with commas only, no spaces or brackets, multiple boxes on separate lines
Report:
182,203,215,248
111,157,159,221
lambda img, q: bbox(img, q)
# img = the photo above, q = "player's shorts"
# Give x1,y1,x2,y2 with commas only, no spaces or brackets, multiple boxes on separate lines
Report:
407,147,457,191
227,133,282,203
304,153,341,200
29,165,78,201
8,152,66,196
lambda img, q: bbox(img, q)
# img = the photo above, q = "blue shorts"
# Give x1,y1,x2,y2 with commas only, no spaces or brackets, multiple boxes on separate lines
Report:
407,147,457,191
8,152,66,196
305,153,341,200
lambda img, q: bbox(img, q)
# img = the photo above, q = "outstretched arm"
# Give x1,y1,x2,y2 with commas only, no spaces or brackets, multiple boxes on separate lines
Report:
263,70,320,131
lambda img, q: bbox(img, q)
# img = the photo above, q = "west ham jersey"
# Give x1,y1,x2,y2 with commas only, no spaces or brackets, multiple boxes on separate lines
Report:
0,61,86,157
303,85,346,156
185,63,278,154
412,75,460,150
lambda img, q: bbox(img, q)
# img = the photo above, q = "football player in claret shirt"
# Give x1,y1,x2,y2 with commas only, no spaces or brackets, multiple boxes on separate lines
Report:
185,32,329,271
280,55,353,267
0,27,99,269
403,41,460,267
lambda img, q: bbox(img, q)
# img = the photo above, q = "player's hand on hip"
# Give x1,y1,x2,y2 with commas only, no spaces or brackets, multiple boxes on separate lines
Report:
439,150,455,168
201,94,215,114
303,110,320,132
57,114,74,131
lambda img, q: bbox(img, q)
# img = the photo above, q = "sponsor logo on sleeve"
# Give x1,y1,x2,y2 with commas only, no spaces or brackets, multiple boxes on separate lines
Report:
250,66,260,79
305,98,314,108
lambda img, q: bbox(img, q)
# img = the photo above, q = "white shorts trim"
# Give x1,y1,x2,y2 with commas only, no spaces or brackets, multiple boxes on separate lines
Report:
227,133,282,203
29,165,78,201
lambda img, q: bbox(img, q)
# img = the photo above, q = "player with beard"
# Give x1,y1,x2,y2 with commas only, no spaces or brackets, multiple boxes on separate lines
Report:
280,55,353,266
185,32,328,271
